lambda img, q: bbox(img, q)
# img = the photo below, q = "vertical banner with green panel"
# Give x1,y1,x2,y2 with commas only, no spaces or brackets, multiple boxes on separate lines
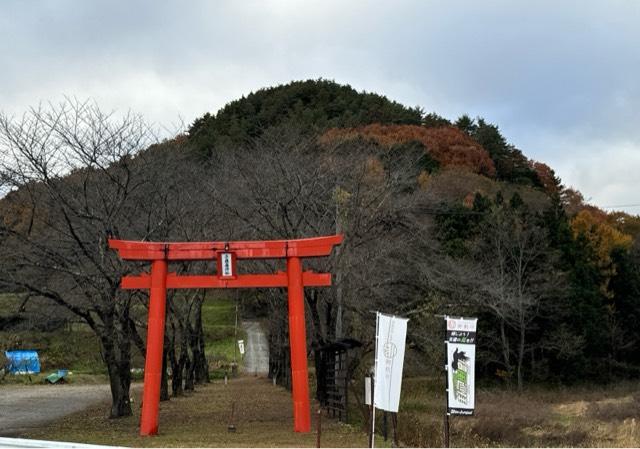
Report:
445,316,477,416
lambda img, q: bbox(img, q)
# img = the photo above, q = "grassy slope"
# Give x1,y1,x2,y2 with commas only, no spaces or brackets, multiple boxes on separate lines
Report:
0,293,104,377
201,296,246,377
1,293,245,381
389,377,640,447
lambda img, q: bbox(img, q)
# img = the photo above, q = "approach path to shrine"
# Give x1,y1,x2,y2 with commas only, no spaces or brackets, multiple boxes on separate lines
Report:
242,321,269,375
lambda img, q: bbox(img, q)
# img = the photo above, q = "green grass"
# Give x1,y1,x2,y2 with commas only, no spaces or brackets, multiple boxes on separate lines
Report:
0,292,20,314
201,297,246,377
201,298,237,327
1,328,105,374
1,293,248,382
1,291,105,375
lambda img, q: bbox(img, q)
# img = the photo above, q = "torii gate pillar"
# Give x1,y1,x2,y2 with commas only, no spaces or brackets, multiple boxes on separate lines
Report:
109,236,342,436
140,259,167,436
287,256,309,431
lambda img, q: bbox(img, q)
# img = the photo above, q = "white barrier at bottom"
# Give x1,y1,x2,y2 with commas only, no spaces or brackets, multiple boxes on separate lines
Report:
0,437,127,449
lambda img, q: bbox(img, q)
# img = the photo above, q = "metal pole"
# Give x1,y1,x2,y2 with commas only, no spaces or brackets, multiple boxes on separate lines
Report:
444,411,450,448
227,401,237,432
234,301,238,366
140,258,168,436
370,385,376,448
370,312,379,449
316,408,322,448
443,316,450,448
287,256,311,432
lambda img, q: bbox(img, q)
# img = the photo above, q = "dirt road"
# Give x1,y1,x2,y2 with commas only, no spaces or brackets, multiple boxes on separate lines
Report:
0,384,111,436
241,321,269,375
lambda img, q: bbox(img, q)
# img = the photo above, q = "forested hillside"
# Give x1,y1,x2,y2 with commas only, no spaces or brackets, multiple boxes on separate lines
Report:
188,79,423,155
1,80,639,417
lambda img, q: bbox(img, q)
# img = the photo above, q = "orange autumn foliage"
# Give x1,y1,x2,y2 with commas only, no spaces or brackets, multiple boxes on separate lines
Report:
530,161,559,195
320,124,496,177
559,188,640,239
463,192,476,209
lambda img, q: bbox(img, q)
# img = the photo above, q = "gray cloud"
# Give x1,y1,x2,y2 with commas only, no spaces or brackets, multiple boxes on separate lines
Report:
1,0,639,212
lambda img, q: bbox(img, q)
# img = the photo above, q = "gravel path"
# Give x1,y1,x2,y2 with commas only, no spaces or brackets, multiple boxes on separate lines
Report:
0,384,111,436
242,321,269,375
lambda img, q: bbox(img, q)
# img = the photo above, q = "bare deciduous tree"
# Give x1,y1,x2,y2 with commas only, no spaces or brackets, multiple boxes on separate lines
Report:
0,99,157,416
198,127,427,402
475,206,563,389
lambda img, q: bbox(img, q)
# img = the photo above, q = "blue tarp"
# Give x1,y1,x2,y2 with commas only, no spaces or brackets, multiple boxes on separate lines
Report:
5,350,41,374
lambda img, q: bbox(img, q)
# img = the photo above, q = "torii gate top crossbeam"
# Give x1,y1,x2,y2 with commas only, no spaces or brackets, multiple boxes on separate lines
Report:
108,235,343,261
108,235,343,290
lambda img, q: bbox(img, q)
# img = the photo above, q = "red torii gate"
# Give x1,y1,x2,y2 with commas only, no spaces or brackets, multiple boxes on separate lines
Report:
109,235,342,436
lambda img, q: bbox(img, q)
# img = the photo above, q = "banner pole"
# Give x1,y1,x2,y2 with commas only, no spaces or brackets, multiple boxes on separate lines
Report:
443,316,450,448
371,383,376,448
371,312,379,449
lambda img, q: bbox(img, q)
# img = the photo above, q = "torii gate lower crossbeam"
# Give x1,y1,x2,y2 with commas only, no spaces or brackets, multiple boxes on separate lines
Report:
109,235,342,436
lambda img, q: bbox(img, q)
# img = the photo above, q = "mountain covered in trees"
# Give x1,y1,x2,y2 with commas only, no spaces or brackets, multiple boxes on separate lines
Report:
188,79,423,155
1,79,640,417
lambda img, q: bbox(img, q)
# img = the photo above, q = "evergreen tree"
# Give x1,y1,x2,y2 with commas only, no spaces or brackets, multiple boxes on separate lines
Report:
188,79,423,156
457,116,541,186
422,112,451,128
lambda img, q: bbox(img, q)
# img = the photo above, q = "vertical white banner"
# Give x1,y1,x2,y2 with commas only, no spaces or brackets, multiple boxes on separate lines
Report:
238,339,245,355
445,317,477,415
374,312,408,413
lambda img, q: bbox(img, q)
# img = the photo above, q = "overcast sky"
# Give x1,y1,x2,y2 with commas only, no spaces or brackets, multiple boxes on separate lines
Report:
2,0,639,213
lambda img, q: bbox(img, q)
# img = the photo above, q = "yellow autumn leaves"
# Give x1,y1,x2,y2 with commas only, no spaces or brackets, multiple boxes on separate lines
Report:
571,208,634,298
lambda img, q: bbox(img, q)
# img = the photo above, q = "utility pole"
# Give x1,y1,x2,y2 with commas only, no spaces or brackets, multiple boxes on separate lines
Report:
233,293,239,377
334,186,349,340
234,301,239,364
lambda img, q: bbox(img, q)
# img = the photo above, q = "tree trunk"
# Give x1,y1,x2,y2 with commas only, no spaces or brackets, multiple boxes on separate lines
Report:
334,209,344,340
160,342,170,401
184,355,195,391
499,318,513,386
101,330,132,418
517,323,525,392
169,321,184,397
192,299,209,384
171,352,184,396
314,346,328,404
308,290,329,402
183,324,195,391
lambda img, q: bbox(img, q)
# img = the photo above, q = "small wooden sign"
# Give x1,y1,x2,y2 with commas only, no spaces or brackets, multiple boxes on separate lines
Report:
217,252,237,279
